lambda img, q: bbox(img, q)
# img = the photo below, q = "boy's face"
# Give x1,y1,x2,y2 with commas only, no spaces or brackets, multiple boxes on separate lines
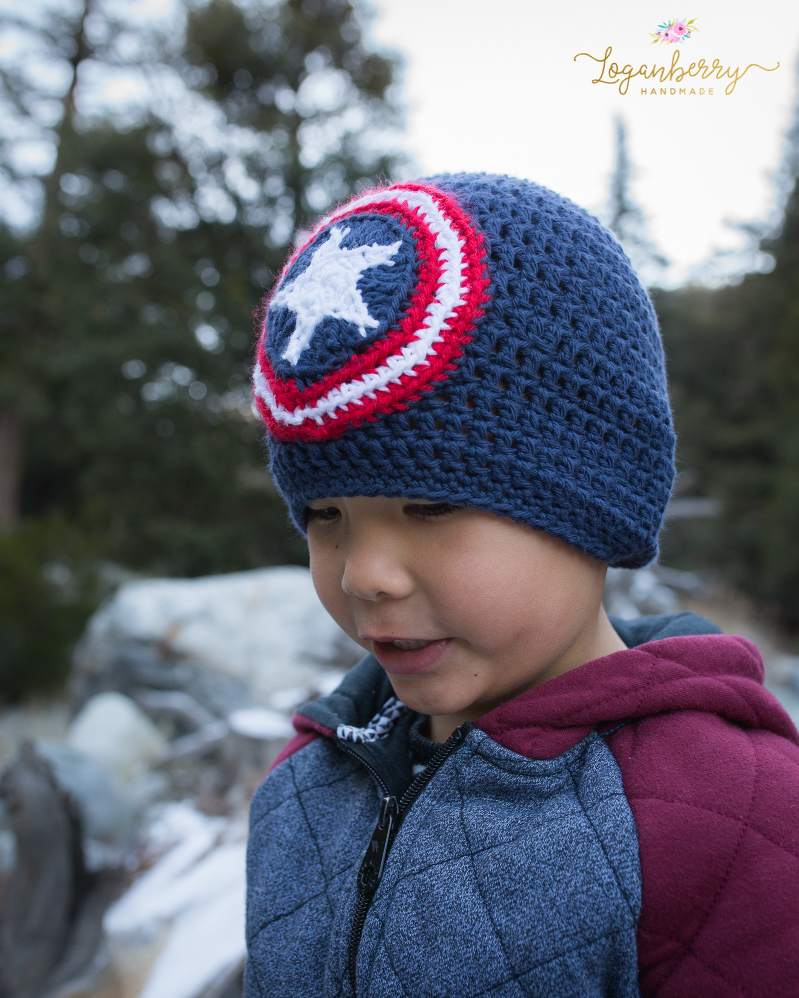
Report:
306,496,622,739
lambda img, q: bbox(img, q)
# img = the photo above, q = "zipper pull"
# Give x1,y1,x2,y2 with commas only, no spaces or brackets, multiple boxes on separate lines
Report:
356,795,397,895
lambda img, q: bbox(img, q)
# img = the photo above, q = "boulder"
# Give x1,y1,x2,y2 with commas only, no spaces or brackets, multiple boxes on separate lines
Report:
35,740,134,849
68,693,167,786
71,567,362,711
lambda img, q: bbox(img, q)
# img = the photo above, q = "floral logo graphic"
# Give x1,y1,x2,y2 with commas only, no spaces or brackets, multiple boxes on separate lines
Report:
651,18,698,45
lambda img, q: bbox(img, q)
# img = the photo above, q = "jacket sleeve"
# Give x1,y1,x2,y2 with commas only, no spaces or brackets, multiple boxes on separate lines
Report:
608,711,799,998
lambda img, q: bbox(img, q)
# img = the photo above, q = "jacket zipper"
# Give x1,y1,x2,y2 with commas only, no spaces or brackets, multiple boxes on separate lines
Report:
344,722,472,995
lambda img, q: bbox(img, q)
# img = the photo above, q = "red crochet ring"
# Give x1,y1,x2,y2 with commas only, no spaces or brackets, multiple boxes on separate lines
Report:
253,182,489,443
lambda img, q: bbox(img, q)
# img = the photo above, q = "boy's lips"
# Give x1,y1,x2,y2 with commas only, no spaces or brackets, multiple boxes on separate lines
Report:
367,637,452,675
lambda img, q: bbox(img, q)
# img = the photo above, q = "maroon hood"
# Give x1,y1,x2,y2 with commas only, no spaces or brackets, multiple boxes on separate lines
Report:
478,632,799,759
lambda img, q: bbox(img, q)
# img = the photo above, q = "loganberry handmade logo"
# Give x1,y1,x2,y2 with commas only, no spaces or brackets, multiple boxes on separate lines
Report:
574,17,778,96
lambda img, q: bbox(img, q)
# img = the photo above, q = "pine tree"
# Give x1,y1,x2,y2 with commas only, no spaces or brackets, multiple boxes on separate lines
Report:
1,0,403,567
604,118,669,288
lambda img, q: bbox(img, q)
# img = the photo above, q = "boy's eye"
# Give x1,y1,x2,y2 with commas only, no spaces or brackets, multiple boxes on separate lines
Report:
306,505,341,524
405,502,462,520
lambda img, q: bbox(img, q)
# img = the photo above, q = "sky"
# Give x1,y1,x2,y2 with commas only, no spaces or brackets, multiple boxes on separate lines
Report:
368,0,799,285
3,0,797,284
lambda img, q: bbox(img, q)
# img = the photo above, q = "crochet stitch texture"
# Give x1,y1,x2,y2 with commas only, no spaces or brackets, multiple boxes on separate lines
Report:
253,173,675,568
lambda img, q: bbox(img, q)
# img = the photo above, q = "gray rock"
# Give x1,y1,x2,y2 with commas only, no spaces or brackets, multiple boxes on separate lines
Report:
70,568,362,713
603,566,681,620
70,640,251,721
134,690,218,734
68,694,167,787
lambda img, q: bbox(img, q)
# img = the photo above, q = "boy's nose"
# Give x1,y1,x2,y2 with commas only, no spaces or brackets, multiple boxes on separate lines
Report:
340,539,414,602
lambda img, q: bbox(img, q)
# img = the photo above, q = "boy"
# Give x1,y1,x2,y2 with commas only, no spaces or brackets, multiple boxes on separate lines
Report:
245,175,799,997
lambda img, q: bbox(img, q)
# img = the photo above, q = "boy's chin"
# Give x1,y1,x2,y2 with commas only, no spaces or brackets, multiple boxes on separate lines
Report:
386,672,484,721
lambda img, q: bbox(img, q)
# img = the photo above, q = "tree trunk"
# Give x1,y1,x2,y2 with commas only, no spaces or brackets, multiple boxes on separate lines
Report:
0,410,22,531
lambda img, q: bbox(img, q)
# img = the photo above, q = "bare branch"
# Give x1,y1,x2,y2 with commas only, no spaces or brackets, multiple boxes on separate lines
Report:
0,15,55,41
0,158,32,183
0,69,32,118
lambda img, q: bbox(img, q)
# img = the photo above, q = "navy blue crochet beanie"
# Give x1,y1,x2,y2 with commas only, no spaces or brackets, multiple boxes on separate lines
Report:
252,174,675,568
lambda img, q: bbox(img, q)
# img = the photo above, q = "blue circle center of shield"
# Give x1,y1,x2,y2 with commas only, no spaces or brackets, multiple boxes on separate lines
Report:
266,213,417,388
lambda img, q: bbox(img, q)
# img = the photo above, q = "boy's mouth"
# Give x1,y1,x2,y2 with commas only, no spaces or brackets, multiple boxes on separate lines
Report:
383,638,433,650
369,637,451,674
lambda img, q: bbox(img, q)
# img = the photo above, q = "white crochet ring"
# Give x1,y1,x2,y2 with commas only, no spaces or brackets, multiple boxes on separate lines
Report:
252,181,488,442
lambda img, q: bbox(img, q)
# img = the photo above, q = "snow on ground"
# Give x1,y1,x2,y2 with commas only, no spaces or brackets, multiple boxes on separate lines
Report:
104,802,247,998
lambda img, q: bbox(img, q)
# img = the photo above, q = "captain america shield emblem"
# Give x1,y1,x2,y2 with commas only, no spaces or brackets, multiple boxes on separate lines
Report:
252,182,489,442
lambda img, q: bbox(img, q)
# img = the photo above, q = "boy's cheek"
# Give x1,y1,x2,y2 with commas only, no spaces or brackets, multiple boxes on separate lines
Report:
308,548,354,632
315,582,369,651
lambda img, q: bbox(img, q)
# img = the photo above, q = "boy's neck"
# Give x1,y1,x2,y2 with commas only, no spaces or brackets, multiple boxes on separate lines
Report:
427,608,627,743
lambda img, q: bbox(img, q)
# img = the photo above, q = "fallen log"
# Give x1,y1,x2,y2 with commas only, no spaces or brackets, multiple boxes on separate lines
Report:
0,742,114,998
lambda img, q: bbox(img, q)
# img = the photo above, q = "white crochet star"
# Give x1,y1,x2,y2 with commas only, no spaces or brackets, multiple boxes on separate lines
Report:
271,225,402,365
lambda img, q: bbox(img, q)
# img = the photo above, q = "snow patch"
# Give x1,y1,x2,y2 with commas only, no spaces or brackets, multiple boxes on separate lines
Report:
104,802,246,998
228,707,294,740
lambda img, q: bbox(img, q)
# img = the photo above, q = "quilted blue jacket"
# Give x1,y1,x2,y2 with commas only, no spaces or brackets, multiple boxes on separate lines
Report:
245,655,642,997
